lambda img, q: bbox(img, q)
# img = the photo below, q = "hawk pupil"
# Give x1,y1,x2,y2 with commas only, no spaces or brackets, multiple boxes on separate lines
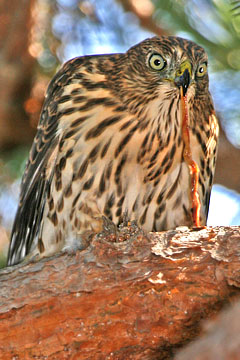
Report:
154,59,161,66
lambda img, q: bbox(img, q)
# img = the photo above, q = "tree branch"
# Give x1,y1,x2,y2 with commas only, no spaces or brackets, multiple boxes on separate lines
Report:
0,224,240,359
117,0,167,37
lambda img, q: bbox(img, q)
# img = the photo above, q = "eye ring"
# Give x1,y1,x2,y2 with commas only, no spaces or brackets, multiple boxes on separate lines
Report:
196,62,207,77
149,53,167,71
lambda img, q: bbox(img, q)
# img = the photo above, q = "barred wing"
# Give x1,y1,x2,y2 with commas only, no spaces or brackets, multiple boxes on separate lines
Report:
7,60,78,265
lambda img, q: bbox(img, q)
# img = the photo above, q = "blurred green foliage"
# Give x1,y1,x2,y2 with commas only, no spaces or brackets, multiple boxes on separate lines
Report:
153,0,240,70
0,147,29,182
0,256,7,269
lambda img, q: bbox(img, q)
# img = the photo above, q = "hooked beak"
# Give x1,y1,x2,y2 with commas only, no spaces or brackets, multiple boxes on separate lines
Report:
174,60,192,97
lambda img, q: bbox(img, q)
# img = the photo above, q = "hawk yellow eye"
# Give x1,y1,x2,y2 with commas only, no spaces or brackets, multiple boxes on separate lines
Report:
196,63,207,77
149,54,166,71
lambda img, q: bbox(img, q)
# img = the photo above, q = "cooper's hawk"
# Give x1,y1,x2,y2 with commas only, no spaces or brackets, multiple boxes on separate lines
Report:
7,36,219,266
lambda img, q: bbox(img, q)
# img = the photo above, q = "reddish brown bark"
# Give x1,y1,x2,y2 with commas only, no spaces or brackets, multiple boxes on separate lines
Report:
0,224,240,359
0,0,36,149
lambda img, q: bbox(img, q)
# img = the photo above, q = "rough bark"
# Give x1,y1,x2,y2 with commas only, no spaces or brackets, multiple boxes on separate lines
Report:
0,224,240,359
0,0,36,149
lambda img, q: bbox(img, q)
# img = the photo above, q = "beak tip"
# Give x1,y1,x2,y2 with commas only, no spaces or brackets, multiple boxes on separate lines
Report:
182,84,189,97
175,68,191,96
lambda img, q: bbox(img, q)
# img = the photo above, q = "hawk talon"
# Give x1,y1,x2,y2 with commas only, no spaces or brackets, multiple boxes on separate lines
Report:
101,216,118,233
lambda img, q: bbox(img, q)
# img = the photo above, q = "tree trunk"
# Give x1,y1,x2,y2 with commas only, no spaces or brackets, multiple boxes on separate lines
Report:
0,224,240,359
0,0,36,149
214,123,240,193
